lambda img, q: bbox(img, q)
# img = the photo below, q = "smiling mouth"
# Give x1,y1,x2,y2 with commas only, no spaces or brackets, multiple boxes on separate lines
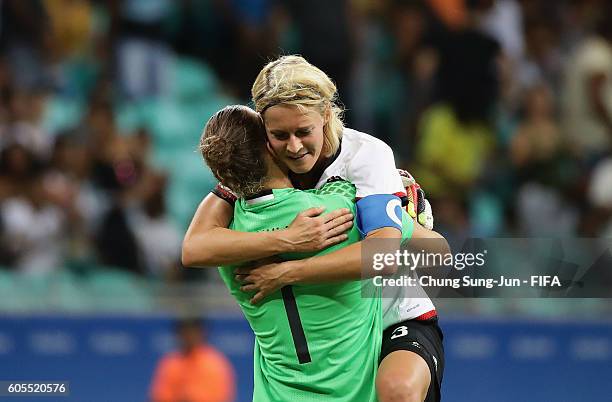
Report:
288,153,308,160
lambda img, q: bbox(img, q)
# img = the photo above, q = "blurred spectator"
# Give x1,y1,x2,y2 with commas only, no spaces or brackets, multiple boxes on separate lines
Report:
589,158,612,209
432,0,502,123
44,0,93,60
48,132,102,262
81,113,176,276
169,0,282,99
414,0,502,197
510,83,579,236
82,99,137,192
0,165,70,275
227,0,284,99
168,0,233,94
479,0,524,63
0,143,40,200
351,0,438,163
0,0,51,90
409,1,502,241
0,87,52,159
109,0,174,99
510,84,561,171
478,0,525,108
130,173,181,278
0,144,42,265
588,157,612,236
282,0,355,109
561,5,612,162
150,318,236,402
128,131,181,278
78,99,144,274
414,103,496,197
427,0,468,31
95,202,143,273
518,17,563,95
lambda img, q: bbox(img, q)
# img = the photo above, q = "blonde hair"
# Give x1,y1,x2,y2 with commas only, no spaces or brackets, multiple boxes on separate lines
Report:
252,55,344,158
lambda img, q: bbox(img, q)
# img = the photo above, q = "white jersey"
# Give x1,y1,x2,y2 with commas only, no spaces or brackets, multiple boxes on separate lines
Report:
315,128,406,198
318,128,436,328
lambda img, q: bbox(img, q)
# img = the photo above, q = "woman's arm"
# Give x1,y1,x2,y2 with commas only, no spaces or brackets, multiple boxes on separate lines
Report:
281,226,405,281
181,193,355,267
237,223,450,303
236,226,402,303
283,224,449,283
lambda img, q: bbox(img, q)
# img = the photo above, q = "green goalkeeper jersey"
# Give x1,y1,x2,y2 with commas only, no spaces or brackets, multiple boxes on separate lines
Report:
218,180,413,402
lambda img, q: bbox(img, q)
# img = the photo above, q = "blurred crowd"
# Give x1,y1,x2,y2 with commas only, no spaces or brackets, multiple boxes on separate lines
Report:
0,0,611,280
0,0,187,279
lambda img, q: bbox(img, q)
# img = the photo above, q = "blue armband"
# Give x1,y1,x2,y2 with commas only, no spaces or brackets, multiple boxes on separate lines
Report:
356,194,403,238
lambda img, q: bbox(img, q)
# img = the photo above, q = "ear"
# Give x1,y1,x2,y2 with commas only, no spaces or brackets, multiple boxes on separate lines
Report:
323,104,332,126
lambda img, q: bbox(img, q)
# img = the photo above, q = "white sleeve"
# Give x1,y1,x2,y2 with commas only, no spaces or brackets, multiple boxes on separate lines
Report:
581,41,612,75
347,141,406,199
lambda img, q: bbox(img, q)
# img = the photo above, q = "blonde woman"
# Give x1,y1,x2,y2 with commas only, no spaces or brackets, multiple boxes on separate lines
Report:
183,56,444,402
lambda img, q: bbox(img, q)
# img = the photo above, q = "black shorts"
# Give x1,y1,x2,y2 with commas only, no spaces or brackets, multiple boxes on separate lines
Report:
380,318,445,402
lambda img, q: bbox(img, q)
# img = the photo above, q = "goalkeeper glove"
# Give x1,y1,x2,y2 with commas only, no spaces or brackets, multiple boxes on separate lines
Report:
398,169,434,230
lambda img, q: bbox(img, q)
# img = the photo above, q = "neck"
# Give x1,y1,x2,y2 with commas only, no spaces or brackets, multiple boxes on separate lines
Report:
263,175,293,190
181,344,198,355
263,156,293,190
291,149,338,190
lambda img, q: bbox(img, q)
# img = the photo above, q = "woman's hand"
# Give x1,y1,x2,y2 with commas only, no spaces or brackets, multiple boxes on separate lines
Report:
281,207,353,252
235,259,298,304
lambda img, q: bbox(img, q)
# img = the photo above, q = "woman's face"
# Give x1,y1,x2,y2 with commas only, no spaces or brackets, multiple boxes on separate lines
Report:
262,104,326,174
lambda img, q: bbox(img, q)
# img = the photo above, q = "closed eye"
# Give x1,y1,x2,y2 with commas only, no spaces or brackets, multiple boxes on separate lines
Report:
270,126,313,140
270,131,289,140
296,126,314,137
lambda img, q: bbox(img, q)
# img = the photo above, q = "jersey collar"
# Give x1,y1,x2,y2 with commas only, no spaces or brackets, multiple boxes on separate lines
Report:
244,189,274,205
